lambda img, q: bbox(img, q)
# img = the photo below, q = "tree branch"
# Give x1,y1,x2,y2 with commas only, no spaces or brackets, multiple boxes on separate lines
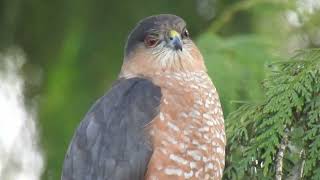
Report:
207,0,287,33
275,128,289,180
299,150,305,178
287,150,305,180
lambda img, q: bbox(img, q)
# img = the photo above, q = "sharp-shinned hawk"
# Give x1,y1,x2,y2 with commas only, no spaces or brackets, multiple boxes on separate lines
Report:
62,14,225,180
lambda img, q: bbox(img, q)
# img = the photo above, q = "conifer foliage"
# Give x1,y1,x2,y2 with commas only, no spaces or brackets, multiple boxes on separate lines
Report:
224,49,320,179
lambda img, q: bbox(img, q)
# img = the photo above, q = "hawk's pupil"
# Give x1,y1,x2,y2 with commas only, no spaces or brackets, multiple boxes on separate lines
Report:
149,39,156,44
145,36,158,47
147,39,156,46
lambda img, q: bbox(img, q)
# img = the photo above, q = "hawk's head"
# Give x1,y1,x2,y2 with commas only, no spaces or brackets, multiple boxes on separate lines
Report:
121,14,205,78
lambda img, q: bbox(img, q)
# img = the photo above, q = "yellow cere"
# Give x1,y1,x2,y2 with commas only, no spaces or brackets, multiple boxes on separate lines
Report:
169,30,180,38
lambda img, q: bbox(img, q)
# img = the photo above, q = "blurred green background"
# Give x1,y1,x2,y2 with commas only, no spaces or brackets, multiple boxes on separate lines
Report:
0,0,319,179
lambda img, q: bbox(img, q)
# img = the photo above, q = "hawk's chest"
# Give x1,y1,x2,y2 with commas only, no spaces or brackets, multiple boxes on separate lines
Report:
153,71,224,128
146,71,225,179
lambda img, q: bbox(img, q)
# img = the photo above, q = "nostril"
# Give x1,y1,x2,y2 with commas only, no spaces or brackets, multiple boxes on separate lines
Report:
169,37,173,40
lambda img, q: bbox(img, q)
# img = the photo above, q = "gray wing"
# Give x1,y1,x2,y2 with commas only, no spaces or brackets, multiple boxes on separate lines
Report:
61,77,162,180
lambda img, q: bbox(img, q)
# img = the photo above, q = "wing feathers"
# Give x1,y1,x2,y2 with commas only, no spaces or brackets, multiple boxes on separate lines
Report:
62,77,161,180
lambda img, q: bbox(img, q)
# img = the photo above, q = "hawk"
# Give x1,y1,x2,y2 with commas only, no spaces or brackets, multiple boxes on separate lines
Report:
62,14,225,180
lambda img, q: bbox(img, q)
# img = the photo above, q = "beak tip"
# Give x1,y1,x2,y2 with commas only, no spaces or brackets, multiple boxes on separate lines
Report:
173,44,182,51
171,37,183,51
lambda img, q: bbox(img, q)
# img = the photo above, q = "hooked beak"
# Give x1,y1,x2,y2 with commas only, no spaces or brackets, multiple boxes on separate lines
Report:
168,30,183,51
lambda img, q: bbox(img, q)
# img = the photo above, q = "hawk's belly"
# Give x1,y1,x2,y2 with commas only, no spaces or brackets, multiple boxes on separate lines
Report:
145,72,226,180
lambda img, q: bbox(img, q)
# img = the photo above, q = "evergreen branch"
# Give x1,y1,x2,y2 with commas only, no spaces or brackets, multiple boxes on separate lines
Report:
225,49,320,179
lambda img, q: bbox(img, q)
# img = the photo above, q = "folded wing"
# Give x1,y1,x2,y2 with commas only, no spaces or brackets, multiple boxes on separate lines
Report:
62,77,162,180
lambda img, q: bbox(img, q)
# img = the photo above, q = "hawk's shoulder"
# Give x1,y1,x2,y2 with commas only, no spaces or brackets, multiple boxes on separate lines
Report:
62,77,162,180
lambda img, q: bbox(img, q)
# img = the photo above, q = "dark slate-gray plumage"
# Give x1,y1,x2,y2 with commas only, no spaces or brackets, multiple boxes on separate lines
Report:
62,78,162,180
124,14,186,57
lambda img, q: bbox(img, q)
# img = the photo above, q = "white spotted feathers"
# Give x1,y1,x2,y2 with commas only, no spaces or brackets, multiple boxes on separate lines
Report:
145,71,225,180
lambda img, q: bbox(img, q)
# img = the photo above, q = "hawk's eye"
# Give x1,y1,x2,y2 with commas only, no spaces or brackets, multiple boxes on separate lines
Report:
144,35,159,48
182,29,190,38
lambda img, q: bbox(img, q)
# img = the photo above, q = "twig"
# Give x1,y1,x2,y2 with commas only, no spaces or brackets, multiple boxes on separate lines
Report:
299,150,305,178
287,149,305,180
208,0,287,33
275,128,289,180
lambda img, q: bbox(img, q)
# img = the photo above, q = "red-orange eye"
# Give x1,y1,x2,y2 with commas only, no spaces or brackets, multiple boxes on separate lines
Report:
144,35,159,47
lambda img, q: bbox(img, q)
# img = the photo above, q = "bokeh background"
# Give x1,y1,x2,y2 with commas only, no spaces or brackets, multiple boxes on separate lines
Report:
0,0,319,179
